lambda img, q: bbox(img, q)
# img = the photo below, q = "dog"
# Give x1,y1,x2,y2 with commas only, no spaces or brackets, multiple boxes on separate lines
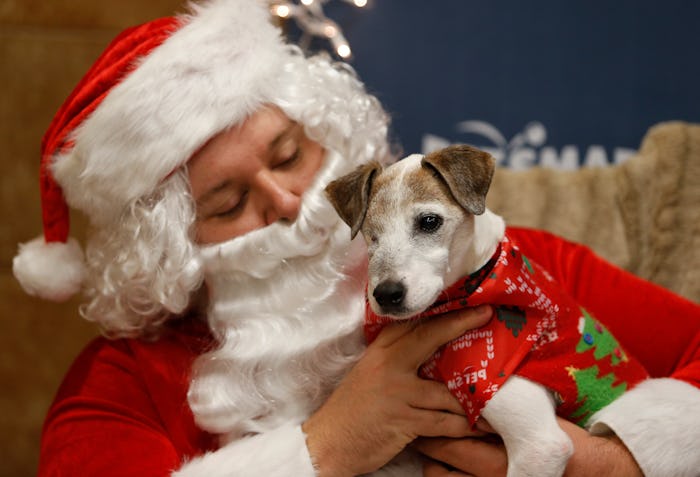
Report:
325,144,649,477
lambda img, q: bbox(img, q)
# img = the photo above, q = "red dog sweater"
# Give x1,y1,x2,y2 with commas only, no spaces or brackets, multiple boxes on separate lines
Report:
365,235,649,427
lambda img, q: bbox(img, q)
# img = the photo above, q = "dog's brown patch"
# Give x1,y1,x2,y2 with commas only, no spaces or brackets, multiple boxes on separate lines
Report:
325,161,381,238
422,145,495,215
360,169,397,235
403,164,455,204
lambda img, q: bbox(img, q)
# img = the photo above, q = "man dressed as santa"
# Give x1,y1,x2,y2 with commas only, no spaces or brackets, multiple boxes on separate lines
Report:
14,1,700,476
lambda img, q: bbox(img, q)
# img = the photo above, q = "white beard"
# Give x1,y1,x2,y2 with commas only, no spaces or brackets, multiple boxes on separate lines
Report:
188,150,369,441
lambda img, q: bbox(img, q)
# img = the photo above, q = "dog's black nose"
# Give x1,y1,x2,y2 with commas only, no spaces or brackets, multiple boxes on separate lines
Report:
373,280,406,309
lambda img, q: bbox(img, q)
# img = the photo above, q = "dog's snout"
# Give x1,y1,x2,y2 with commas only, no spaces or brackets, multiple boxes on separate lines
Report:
373,280,406,309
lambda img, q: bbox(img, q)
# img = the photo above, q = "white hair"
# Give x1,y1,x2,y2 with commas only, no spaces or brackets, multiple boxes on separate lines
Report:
79,169,202,338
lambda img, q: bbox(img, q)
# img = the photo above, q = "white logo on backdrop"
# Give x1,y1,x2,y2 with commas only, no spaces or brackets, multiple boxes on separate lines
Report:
422,121,636,170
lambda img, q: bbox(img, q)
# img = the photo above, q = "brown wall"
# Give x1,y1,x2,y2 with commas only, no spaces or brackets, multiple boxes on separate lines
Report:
0,2,186,475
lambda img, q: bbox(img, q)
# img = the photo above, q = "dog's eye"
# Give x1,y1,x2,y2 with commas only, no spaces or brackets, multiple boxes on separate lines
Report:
417,214,443,233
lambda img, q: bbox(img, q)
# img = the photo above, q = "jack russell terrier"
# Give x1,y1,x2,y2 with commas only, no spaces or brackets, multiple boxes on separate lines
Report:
325,144,648,477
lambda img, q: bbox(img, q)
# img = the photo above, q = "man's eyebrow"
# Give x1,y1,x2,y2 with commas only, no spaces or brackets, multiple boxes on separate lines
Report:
269,120,301,151
196,180,232,209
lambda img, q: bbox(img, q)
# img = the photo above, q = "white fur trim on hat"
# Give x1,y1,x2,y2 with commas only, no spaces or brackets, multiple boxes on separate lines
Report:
13,236,86,302
52,0,287,225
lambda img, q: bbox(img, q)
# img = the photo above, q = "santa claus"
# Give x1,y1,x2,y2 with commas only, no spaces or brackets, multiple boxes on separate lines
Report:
14,1,700,476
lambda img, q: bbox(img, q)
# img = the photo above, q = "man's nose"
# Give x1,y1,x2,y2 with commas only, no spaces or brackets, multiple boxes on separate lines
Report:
257,173,302,225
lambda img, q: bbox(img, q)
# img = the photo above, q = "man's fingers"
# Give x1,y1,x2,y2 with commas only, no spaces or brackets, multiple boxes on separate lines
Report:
412,410,479,439
377,305,492,369
474,418,495,433
409,380,467,416
374,305,492,348
423,459,471,477
413,437,508,476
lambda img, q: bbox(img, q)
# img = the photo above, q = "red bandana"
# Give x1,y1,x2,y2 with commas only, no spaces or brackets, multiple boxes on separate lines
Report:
365,235,648,427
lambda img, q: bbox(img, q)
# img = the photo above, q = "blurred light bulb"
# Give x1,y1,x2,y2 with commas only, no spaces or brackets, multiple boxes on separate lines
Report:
323,24,337,37
275,0,365,60
336,44,351,58
274,4,290,17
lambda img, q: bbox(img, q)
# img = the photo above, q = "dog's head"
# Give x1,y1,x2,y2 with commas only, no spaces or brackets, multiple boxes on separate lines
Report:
325,144,496,319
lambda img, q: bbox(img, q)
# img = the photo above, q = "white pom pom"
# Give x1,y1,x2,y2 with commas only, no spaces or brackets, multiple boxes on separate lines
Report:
13,236,86,302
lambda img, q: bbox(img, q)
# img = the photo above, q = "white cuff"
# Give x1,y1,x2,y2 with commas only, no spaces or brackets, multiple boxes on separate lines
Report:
588,378,700,477
173,423,316,477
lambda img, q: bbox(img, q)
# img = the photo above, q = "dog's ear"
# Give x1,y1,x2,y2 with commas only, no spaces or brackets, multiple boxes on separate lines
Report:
421,145,495,215
325,161,382,239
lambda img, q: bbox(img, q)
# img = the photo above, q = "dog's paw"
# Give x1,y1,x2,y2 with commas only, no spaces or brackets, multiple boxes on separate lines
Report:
507,431,573,477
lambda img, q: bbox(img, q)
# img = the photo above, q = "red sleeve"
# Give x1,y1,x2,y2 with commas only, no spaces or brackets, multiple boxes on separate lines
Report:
506,226,700,387
38,323,216,477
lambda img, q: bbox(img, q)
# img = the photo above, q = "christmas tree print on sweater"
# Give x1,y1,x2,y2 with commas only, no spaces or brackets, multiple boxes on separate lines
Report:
365,235,649,427
565,310,633,425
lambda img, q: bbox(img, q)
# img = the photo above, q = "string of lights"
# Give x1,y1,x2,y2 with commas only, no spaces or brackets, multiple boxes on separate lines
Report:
269,0,369,59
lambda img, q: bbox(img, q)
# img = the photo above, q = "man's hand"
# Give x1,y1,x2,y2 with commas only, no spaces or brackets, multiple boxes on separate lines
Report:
303,305,493,477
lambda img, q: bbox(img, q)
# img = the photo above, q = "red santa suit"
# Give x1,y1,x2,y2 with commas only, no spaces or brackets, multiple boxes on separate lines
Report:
365,234,650,427
38,227,700,477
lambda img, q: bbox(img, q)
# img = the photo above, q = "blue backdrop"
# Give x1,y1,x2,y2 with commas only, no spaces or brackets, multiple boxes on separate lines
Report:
305,1,700,169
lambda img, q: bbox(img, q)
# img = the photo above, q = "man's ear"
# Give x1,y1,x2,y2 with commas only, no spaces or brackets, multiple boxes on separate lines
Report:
421,144,495,215
324,161,381,239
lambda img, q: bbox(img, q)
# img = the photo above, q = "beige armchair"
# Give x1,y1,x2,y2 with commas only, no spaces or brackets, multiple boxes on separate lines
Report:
488,121,700,303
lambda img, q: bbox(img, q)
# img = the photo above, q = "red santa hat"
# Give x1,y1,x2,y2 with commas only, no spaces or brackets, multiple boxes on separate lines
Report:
13,0,288,301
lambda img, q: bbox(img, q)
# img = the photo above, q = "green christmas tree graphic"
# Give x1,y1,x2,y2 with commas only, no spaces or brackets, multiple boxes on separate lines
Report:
565,308,634,425
566,365,627,426
576,308,626,365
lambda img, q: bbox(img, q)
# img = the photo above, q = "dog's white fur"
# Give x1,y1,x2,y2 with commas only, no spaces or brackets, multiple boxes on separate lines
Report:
336,151,575,477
